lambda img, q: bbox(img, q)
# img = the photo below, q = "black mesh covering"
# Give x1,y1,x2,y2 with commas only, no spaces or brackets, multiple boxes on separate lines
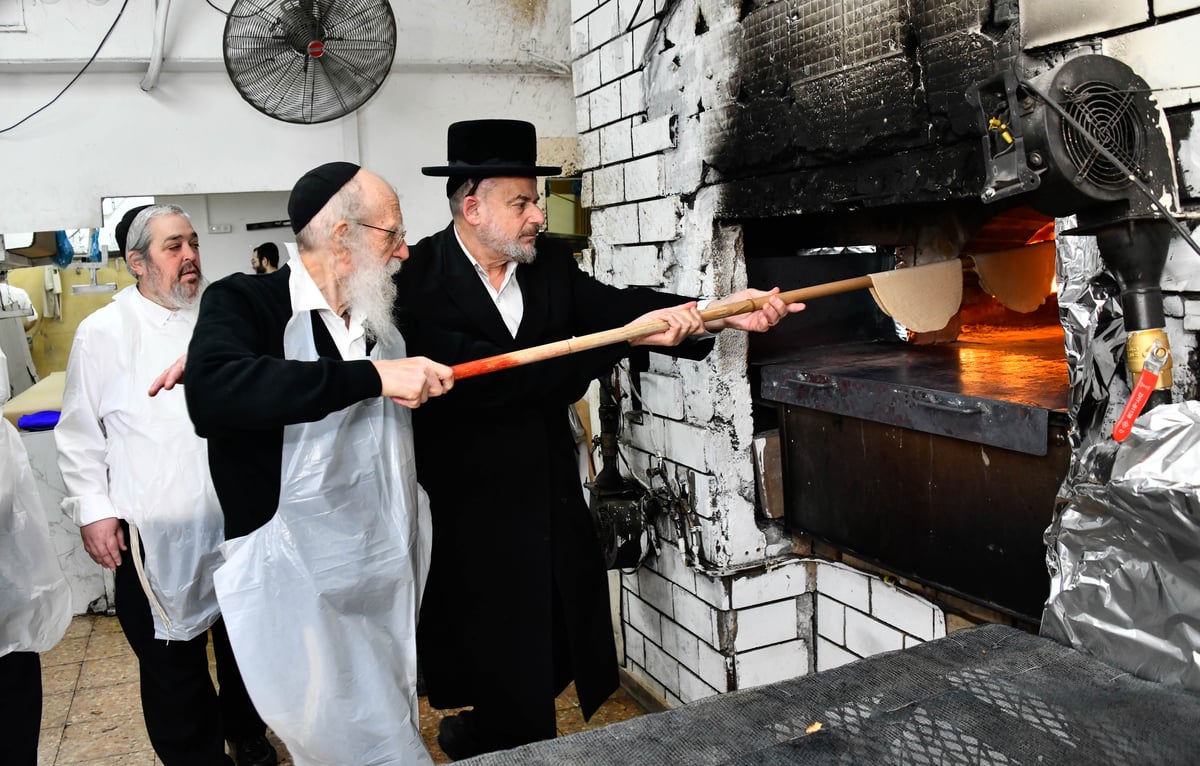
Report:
461,625,1200,765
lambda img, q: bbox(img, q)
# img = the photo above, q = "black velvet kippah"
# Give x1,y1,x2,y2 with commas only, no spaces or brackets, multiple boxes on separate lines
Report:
288,161,361,234
115,204,153,255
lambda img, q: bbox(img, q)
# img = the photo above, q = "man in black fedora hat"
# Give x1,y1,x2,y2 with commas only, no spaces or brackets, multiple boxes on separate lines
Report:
394,119,802,759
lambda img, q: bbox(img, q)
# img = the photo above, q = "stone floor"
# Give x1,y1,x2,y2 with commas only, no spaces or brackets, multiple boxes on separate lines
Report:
36,614,648,764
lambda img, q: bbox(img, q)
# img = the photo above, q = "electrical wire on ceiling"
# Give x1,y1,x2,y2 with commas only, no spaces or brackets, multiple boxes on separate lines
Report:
203,0,261,19
1022,78,1200,258
0,0,130,135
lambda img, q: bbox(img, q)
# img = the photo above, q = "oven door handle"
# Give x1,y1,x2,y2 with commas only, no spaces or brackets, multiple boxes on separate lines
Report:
916,399,982,415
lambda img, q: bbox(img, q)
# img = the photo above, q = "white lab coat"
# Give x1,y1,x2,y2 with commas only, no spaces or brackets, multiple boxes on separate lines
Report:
56,286,223,640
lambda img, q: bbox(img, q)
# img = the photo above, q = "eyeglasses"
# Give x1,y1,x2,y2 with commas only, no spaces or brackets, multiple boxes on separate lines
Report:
355,221,406,248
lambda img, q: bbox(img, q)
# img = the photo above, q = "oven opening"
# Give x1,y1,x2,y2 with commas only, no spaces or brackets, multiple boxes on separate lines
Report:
747,205,1069,625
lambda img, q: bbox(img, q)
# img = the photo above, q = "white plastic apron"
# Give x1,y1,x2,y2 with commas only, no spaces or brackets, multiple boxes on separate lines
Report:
106,296,223,640
214,310,432,766
0,417,71,656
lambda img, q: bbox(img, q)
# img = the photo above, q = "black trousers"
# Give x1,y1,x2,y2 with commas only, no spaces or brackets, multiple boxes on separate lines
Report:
0,650,42,766
115,523,266,766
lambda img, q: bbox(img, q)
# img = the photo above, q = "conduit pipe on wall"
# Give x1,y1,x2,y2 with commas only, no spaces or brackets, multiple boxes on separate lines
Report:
140,0,172,92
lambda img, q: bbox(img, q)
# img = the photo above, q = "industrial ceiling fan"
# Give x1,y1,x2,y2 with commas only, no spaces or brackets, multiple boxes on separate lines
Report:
222,0,396,124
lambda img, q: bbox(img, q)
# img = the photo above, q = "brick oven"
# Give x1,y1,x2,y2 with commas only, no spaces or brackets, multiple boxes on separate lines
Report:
569,0,1200,707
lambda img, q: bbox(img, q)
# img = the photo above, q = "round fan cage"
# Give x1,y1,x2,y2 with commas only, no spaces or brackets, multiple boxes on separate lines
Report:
1060,80,1146,191
223,0,397,125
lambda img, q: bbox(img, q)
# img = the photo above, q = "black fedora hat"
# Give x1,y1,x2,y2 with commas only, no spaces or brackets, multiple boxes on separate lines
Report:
422,119,562,179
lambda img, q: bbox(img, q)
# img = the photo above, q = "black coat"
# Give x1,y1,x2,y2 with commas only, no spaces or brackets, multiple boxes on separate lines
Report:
395,225,710,719
184,266,381,539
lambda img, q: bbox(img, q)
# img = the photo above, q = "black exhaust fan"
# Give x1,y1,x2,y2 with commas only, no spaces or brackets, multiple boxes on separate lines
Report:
969,55,1179,406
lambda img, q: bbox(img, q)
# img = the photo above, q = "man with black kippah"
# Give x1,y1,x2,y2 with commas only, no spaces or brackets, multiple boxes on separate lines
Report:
184,162,453,764
396,119,802,759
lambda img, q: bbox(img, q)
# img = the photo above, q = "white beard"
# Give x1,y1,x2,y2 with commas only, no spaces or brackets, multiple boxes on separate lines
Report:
344,251,402,346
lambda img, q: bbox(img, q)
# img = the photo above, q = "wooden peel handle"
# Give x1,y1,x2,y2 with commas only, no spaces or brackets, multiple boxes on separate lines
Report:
450,275,874,380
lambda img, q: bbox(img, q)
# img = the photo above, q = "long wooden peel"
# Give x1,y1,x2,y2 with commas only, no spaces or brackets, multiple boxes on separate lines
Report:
451,274,874,379
450,259,965,380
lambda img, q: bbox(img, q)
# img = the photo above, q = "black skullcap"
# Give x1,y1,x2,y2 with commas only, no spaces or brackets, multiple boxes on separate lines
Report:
288,162,361,234
115,204,153,255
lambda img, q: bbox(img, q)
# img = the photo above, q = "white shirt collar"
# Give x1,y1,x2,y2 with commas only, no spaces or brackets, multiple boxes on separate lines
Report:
452,225,523,337
116,284,196,328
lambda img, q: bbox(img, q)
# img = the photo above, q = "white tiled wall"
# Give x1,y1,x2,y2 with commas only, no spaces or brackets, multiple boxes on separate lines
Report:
572,0,955,705
620,547,947,707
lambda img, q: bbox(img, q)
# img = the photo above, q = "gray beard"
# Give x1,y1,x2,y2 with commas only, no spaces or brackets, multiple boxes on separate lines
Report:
144,262,206,309
477,218,538,264
344,252,402,346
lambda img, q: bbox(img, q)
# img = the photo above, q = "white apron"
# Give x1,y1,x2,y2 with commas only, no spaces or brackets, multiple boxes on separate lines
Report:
214,309,433,766
0,417,71,656
105,294,223,640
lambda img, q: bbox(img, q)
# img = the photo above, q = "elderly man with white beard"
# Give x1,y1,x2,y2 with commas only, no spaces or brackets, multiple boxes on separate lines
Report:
57,204,278,766
183,163,453,765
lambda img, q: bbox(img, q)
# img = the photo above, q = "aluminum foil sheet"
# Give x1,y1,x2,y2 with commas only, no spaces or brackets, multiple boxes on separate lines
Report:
1044,397,1200,688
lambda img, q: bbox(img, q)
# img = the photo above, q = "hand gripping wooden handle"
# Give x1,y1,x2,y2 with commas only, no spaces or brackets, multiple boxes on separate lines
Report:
450,275,874,381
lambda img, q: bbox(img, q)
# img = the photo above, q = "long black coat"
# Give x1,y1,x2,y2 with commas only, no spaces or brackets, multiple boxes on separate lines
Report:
395,225,710,720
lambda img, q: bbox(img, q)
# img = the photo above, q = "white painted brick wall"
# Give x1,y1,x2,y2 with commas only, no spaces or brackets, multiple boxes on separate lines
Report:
572,18,591,59
638,196,681,241
589,0,619,47
1185,299,1200,331
671,582,719,645
678,665,720,703
637,566,675,616
575,95,593,135
696,637,731,692
871,580,940,641
613,243,662,285
621,73,646,118
574,49,602,94
625,624,647,667
661,618,700,669
735,639,809,689
600,119,634,163
816,562,871,612
844,608,905,657
578,129,601,171
632,16,655,62
816,594,846,645
645,640,681,698
617,0,657,29
638,370,685,420
733,599,800,652
660,417,710,470
624,155,665,201
631,115,674,157
600,34,635,83
589,203,639,244
571,0,600,24
626,591,663,645
650,544,698,592
816,637,860,672
731,560,810,609
1164,295,1184,317
621,570,639,597
591,164,625,206
589,81,623,127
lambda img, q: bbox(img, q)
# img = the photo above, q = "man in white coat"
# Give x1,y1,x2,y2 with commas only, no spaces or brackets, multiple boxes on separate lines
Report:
55,205,277,766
